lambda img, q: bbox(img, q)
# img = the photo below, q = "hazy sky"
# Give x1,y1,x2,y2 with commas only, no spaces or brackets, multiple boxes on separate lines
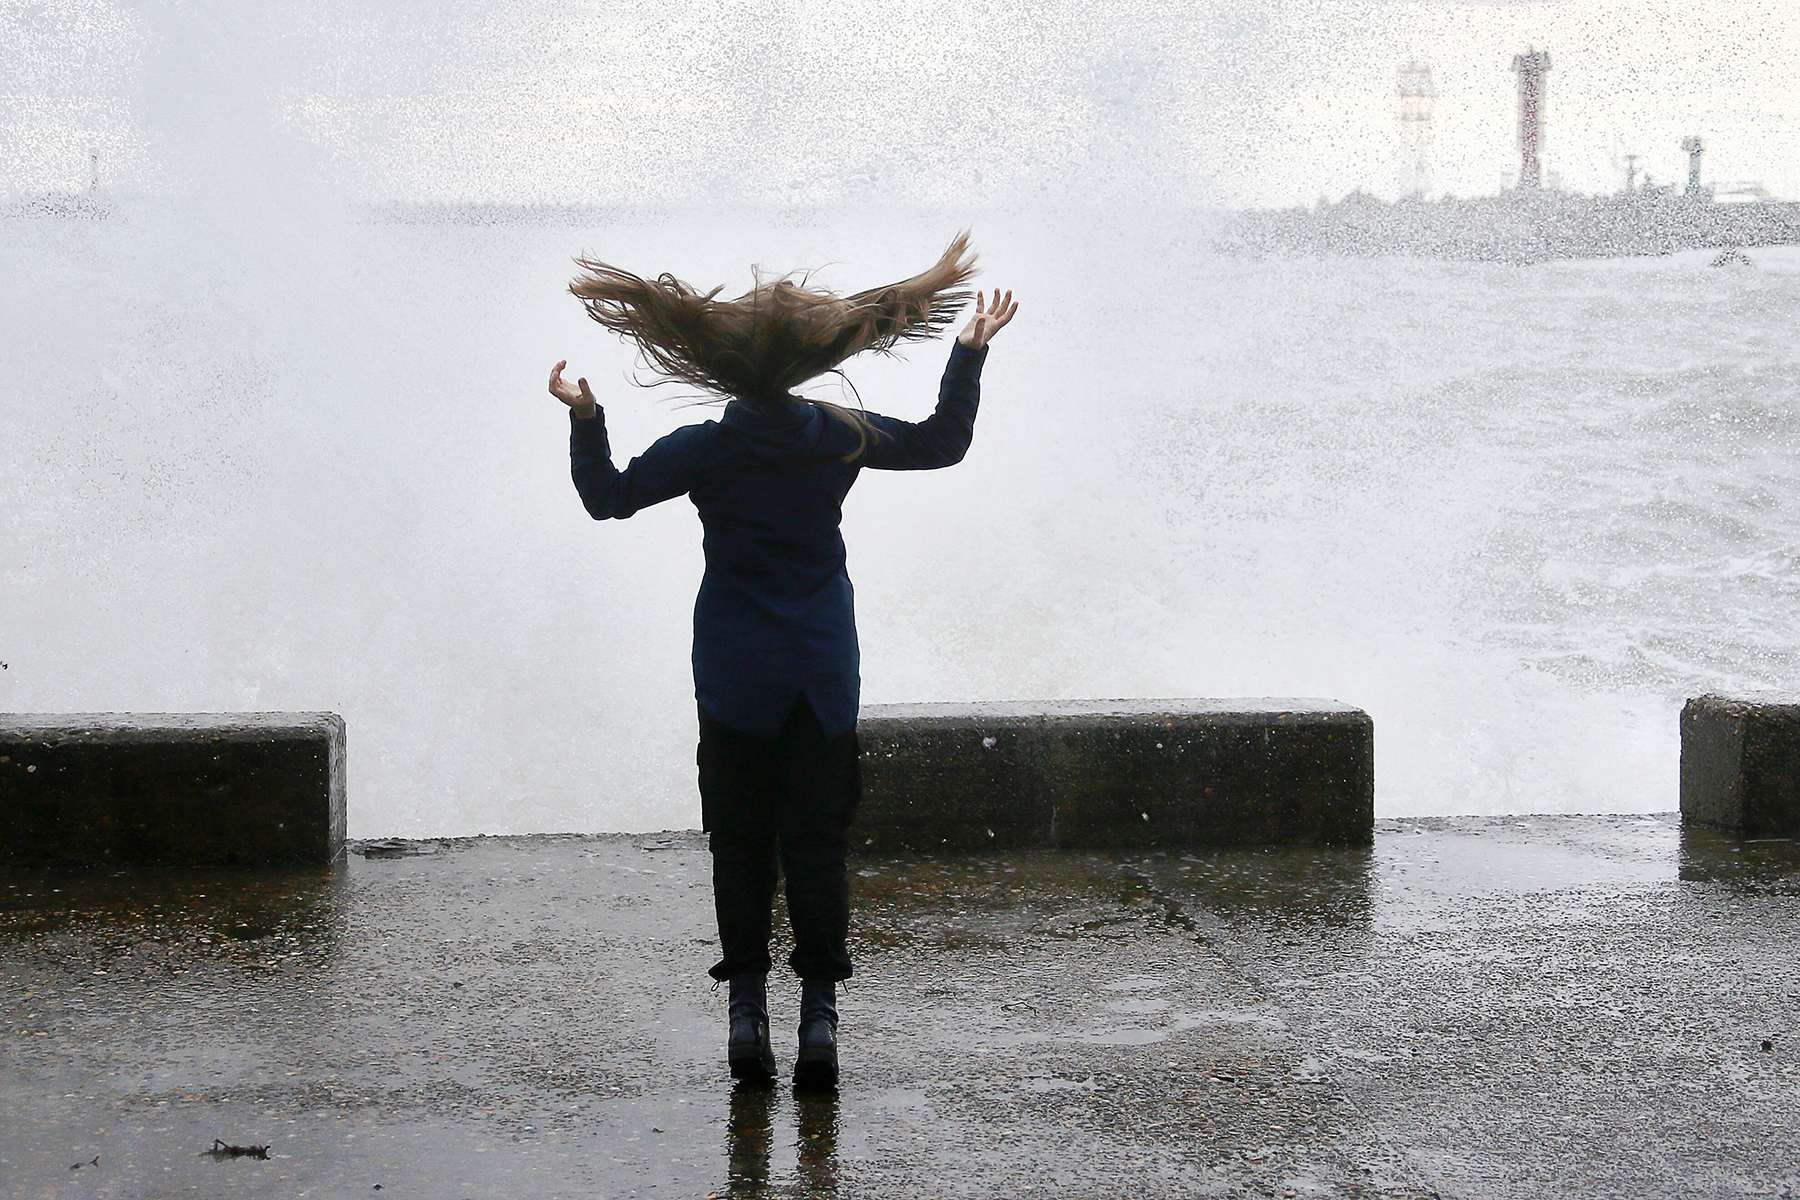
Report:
3,0,1798,206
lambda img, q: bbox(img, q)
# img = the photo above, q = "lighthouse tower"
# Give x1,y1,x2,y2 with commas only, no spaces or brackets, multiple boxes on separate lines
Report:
1396,61,1438,198
1511,47,1551,189
1682,136,1706,196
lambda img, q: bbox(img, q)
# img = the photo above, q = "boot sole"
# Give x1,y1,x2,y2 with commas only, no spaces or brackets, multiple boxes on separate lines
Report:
729,1042,778,1083
793,1045,838,1091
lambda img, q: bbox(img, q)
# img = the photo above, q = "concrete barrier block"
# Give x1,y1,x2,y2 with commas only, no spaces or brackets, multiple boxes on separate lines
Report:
0,713,346,866
857,699,1372,851
1681,695,1800,837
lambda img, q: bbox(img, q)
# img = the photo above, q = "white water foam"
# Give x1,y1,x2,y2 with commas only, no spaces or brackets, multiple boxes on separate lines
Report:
7,205,1799,835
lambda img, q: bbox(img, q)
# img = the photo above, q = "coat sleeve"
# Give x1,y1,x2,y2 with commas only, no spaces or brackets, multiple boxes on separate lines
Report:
860,341,989,471
570,411,712,519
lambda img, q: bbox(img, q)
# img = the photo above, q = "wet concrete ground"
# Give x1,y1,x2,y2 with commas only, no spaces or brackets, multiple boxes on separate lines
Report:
3,814,1799,1199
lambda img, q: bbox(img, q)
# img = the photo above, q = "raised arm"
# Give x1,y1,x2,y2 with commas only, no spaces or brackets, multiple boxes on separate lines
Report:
861,288,1016,472
553,360,706,519
861,342,987,470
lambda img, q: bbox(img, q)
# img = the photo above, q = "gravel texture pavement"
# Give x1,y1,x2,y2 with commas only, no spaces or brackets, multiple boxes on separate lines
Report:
3,814,1797,1198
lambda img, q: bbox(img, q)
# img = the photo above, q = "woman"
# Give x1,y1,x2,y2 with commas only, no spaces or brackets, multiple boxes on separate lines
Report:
547,233,1016,1088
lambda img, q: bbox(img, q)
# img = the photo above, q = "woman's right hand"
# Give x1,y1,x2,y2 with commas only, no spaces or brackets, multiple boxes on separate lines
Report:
957,289,1018,349
549,360,599,419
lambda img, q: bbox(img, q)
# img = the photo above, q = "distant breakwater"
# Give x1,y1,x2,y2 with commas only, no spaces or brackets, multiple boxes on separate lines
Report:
1218,190,1800,264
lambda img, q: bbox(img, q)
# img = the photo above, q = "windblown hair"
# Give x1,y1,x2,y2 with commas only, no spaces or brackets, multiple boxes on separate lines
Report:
569,233,978,458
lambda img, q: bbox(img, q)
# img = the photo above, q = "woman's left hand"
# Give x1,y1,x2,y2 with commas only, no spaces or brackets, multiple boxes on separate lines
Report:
549,360,599,419
957,289,1017,349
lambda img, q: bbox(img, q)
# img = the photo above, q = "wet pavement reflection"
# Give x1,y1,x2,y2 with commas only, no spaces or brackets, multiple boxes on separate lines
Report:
794,1089,840,1197
3,817,1799,1198
726,1083,774,1194
0,862,342,940
724,1082,840,1198
1678,824,1800,889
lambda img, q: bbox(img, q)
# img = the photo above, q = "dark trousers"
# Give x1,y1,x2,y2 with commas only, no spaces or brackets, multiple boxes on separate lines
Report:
699,698,860,983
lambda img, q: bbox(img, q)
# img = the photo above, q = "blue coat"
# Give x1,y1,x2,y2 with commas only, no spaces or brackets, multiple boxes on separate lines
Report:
571,341,988,738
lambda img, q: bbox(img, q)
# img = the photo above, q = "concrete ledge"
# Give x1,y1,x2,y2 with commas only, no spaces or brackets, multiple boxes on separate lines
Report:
0,713,345,866
1681,694,1800,837
856,699,1373,851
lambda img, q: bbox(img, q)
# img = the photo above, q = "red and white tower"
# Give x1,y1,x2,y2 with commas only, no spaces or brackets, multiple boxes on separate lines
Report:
1511,47,1551,189
1396,61,1438,197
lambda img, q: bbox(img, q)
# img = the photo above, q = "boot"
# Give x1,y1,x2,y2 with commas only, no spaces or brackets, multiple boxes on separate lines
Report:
793,978,839,1090
727,973,777,1083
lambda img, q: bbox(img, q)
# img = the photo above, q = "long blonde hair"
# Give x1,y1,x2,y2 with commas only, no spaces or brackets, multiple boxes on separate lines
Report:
569,233,977,458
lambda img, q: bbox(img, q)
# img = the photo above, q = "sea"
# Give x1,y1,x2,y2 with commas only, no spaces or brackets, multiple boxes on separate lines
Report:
5,202,1798,835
